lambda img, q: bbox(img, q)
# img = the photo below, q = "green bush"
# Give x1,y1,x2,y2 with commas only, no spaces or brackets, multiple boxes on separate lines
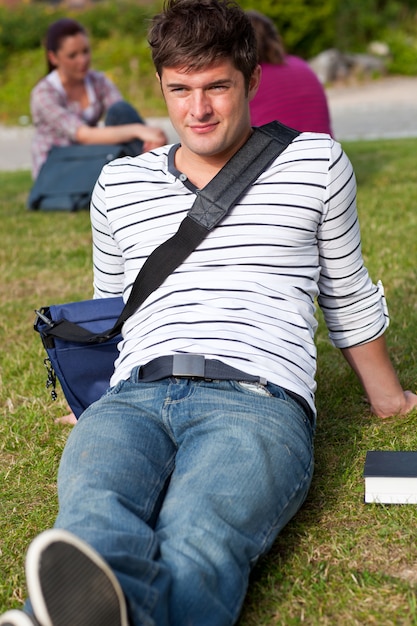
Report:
333,0,413,52
74,1,161,40
0,1,161,64
238,0,417,58
0,5,52,66
239,0,338,58
2,0,416,62
384,29,417,75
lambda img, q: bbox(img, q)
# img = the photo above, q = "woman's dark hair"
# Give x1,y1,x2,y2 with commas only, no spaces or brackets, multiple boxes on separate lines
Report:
148,0,258,92
45,18,87,73
246,10,285,66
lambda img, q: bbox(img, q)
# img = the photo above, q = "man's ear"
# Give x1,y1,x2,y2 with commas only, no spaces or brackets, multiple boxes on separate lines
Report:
156,71,165,97
248,65,261,101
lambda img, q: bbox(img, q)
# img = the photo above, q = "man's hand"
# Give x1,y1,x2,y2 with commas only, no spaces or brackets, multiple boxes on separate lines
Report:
370,389,417,419
341,337,417,418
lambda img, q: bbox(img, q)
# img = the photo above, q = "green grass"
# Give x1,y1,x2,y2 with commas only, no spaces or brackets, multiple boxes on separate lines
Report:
1,137,417,623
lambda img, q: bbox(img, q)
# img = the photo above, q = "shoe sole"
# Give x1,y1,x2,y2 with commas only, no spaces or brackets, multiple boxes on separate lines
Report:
0,610,36,626
25,529,128,626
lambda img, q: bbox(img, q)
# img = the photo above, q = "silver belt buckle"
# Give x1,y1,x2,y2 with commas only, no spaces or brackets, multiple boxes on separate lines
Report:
172,354,205,378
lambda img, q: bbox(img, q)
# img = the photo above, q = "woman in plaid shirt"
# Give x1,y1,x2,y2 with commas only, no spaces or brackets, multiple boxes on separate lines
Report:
30,18,167,179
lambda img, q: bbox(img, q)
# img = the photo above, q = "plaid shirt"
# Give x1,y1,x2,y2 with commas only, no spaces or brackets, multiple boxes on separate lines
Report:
30,70,123,178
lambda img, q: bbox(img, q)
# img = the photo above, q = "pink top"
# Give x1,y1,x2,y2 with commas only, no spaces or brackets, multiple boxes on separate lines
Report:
250,56,333,136
30,70,123,178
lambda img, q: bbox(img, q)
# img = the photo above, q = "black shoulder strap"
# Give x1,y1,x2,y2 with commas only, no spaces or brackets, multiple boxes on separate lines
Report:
42,121,300,344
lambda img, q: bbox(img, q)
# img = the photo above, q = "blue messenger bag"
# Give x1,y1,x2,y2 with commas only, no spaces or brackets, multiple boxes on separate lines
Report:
34,122,300,418
28,143,127,212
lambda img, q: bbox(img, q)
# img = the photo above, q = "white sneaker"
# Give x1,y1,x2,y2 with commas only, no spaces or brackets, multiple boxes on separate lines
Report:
0,611,38,626
25,529,129,626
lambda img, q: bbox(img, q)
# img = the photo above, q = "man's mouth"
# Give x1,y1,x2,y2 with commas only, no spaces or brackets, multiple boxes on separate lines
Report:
188,122,218,134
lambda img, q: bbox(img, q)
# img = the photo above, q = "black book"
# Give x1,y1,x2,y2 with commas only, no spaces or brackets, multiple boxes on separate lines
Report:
364,451,417,504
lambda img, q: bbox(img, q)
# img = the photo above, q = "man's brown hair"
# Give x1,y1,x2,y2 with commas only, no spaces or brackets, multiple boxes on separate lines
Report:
148,0,258,91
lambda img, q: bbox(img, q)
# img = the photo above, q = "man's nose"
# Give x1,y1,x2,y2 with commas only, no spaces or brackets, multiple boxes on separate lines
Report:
190,91,212,118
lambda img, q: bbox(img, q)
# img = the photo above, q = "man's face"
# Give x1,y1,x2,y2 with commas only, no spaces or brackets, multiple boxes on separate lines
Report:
159,59,260,163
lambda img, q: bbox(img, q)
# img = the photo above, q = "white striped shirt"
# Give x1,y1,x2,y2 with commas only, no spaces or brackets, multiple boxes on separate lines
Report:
91,132,388,415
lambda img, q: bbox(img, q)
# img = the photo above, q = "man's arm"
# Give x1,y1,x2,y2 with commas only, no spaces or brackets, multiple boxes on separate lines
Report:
90,168,125,299
341,336,417,418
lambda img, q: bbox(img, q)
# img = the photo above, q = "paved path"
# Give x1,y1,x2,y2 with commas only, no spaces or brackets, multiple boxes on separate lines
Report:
326,75,417,140
1,76,417,172
0,117,179,173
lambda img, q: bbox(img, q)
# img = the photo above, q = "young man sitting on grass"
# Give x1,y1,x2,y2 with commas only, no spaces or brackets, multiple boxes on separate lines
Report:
1,1,416,625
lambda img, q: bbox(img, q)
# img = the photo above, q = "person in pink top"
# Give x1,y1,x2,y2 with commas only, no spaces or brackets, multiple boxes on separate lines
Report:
248,11,333,136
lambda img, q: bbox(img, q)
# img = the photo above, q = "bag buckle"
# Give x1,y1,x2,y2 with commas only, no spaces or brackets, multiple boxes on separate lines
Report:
35,309,54,328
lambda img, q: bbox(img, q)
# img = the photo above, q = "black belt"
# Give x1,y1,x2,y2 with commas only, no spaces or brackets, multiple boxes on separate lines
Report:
137,354,313,421
138,354,267,384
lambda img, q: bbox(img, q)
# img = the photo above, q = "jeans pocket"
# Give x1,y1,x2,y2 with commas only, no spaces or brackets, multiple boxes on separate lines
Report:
233,381,274,397
103,379,125,398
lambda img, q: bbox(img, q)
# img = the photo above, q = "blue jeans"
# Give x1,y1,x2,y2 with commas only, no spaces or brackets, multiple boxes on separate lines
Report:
55,372,315,626
105,100,145,157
